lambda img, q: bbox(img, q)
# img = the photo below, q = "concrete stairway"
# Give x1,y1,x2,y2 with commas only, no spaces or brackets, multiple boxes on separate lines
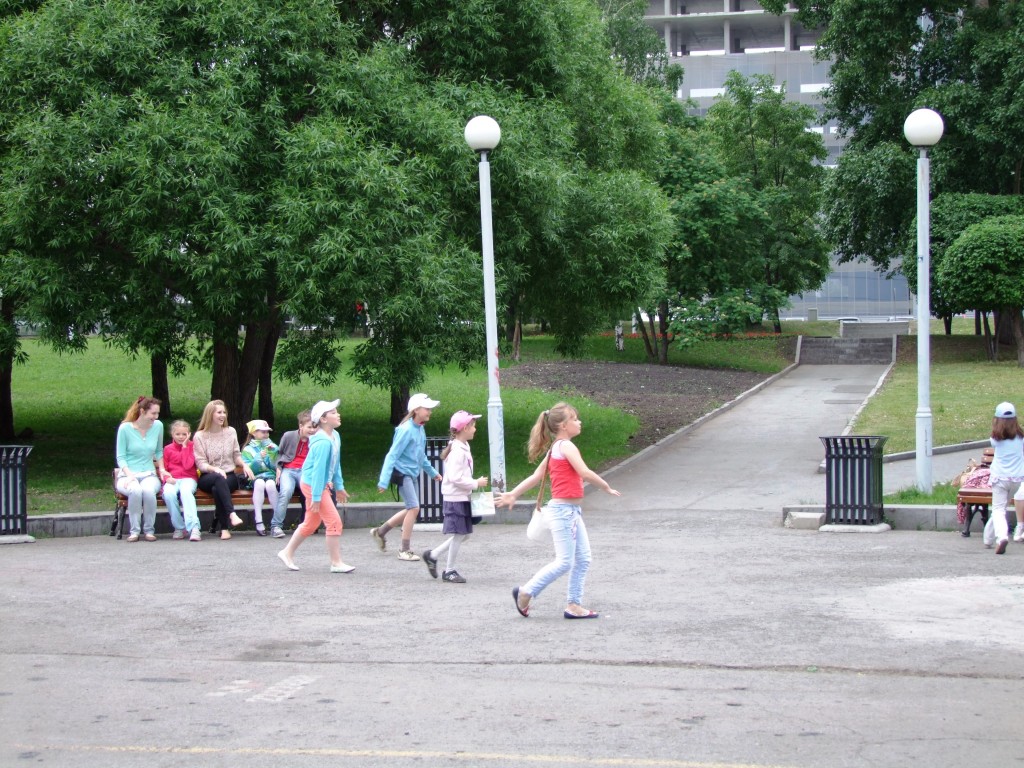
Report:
797,336,896,365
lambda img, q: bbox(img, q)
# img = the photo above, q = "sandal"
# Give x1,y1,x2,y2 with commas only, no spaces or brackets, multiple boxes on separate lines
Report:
512,587,530,618
564,609,599,620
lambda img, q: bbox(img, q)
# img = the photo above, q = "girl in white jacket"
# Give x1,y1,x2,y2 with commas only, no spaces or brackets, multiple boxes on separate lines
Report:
422,411,488,583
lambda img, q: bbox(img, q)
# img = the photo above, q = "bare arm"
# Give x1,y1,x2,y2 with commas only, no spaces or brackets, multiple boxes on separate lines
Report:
497,455,550,508
561,441,620,497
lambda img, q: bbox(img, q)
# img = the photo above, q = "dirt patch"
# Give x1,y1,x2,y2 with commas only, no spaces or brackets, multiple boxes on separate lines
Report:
502,361,771,449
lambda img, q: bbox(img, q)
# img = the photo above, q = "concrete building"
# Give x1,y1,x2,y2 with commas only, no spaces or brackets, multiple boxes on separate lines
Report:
644,0,907,317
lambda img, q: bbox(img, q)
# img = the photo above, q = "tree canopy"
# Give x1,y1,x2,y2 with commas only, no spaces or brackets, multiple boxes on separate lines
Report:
760,0,1024,328
0,0,674,429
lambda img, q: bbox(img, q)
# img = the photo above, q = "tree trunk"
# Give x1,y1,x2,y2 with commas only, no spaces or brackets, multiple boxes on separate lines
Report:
656,299,670,365
771,305,782,334
983,312,995,361
211,337,242,433
635,308,656,362
942,314,952,335
0,302,17,440
258,325,280,427
975,310,982,335
1012,308,1024,367
151,354,171,420
512,317,522,361
390,385,411,426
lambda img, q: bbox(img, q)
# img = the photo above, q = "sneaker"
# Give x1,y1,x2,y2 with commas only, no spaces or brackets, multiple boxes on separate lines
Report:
144,533,158,542
189,528,202,542
423,550,438,579
271,527,286,539
371,527,387,551
442,570,466,583
126,534,140,543
255,525,268,537
983,518,996,548
397,549,421,561
996,538,1008,555
171,530,185,540
1013,524,1024,543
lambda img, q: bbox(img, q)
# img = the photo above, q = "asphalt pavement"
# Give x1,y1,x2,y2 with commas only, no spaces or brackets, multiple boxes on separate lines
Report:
1,363,1021,768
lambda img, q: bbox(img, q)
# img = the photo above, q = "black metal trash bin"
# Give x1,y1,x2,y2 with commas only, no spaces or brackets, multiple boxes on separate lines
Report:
416,436,447,525
819,436,887,525
0,445,32,536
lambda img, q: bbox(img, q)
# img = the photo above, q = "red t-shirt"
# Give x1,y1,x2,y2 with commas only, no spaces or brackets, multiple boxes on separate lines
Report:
285,439,309,470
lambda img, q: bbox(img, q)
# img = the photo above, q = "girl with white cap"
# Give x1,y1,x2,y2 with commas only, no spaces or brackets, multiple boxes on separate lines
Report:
372,392,443,560
985,401,1024,554
276,399,354,573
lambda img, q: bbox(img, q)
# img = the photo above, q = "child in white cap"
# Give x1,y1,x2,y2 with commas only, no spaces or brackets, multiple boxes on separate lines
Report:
985,401,1024,554
277,399,354,573
242,419,278,536
422,410,488,582
372,392,443,560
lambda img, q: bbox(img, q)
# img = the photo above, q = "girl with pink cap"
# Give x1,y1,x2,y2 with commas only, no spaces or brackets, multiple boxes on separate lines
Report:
422,410,488,583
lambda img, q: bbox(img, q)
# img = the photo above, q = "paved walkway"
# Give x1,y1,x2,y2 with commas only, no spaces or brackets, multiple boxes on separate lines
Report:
1,364,1021,768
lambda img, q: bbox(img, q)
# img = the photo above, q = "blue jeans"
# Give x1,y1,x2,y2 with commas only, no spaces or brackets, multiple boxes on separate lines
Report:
272,468,303,529
522,503,591,605
162,477,199,533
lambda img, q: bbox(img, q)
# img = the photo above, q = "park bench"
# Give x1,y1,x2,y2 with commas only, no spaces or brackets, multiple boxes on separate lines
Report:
956,486,992,537
110,470,305,539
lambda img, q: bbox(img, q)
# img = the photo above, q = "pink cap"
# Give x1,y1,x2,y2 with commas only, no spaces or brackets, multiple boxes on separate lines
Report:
450,410,481,432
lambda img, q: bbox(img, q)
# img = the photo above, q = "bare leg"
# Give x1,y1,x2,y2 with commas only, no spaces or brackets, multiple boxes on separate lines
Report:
278,529,309,570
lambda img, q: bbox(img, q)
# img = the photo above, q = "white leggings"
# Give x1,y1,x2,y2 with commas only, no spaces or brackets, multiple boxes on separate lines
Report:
252,478,279,526
430,534,467,572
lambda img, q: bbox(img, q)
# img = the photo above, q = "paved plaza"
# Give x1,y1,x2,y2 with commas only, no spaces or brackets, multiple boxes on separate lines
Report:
1,365,1022,767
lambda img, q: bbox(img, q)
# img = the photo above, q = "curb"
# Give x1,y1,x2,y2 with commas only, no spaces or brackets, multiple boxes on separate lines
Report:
25,500,540,539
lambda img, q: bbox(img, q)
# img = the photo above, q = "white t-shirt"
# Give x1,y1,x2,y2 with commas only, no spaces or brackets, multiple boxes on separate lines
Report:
989,435,1024,481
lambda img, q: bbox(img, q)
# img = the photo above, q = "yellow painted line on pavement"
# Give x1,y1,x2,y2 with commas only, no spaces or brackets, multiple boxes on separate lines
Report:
13,743,800,768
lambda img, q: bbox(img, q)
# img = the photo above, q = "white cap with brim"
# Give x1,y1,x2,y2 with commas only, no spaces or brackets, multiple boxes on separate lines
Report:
995,401,1016,418
311,399,340,426
407,393,440,412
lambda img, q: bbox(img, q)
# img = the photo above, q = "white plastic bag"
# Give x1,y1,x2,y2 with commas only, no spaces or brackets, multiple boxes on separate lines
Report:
526,506,551,543
470,491,496,517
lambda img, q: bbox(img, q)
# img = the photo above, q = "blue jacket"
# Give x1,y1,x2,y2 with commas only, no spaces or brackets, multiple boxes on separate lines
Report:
377,419,438,489
300,430,344,502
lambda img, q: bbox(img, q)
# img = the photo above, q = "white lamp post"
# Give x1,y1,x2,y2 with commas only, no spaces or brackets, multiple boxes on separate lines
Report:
464,115,506,492
903,107,944,494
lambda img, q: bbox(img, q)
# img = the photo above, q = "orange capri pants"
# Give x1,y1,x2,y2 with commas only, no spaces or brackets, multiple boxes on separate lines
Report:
297,482,342,536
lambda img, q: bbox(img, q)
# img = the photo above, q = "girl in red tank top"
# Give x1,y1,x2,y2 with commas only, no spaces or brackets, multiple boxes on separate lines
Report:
499,402,621,619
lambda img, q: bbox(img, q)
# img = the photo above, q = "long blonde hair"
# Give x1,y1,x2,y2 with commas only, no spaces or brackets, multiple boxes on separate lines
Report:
196,399,227,432
527,402,576,463
122,396,161,424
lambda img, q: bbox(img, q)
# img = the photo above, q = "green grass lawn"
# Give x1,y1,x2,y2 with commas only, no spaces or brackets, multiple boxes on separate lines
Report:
14,339,646,514
851,333,1022,454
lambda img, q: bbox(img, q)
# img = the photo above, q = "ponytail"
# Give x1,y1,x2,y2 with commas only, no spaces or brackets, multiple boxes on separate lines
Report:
527,402,574,463
440,428,458,461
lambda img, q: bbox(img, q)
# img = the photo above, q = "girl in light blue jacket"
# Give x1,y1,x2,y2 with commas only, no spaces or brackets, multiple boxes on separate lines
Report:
371,392,443,561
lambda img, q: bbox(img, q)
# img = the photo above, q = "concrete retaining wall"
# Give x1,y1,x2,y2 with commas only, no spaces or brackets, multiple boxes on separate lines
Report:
24,501,538,539
782,503,1013,532
840,321,910,338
